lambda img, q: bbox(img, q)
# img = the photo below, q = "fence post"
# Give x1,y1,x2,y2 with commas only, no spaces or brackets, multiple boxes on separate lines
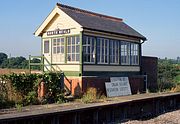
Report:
60,72,64,90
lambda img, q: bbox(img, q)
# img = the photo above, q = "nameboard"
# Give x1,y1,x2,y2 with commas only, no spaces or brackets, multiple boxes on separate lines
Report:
105,77,132,97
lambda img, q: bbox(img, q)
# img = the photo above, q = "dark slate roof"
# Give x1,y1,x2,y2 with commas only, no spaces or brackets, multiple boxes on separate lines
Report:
57,3,146,41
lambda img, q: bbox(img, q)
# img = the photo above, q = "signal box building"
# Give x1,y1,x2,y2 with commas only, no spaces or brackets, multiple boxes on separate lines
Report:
34,3,147,95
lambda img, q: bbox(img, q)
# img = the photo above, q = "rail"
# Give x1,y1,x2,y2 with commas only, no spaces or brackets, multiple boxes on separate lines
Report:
29,55,71,95
29,55,56,73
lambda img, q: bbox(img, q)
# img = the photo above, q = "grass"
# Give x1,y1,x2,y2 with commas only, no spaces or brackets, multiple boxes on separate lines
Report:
174,75,180,84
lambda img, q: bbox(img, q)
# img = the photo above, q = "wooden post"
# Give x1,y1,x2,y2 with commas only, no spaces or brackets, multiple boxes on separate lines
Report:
38,81,45,101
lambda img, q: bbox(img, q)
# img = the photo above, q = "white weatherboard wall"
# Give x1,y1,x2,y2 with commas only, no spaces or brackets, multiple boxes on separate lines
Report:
105,77,132,97
42,12,82,38
35,6,84,71
35,6,83,37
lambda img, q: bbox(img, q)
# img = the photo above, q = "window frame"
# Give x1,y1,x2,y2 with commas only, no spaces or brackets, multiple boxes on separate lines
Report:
120,41,131,65
43,40,50,54
52,37,65,63
83,35,96,64
130,43,139,65
97,37,109,64
67,35,80,63
109,39,119,65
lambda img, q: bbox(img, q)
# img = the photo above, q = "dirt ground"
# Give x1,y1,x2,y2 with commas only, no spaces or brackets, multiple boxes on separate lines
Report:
0,68,41,75
0,68,29,75
123,109,180,124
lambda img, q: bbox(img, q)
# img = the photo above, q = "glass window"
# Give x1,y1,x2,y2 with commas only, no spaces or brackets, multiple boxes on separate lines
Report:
110,40,119,64
83,36,95,63
121,41,130,65
67,36,80,62
52,37,65,62
97,38,109,64
52,38,64,54
131,43,139,65
44,40,49,53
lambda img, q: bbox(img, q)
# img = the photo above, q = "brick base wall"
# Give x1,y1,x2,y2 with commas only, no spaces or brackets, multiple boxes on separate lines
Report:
64,76,144,96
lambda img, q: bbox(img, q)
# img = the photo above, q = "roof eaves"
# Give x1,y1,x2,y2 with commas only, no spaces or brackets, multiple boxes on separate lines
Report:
83,27,147,41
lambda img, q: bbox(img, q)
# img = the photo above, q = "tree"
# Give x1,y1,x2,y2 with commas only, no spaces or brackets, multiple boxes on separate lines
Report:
158,59,179,91
30,58,41,70
0,53,8,65
8,56,27,69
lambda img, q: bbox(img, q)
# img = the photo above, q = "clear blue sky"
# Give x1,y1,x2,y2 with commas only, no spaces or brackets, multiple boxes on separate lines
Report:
0,0,180,59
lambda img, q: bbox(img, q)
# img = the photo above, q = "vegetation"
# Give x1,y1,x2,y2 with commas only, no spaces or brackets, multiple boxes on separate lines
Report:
81,87,97,103
0,73,65,109
0,52,40,70
1,51,180,108
158,58,180,92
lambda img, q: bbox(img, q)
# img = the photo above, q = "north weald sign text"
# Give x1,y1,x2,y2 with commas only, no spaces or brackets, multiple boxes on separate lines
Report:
47,29,70,36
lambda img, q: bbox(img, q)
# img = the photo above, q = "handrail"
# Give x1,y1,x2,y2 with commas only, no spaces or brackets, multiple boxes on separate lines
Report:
29,55,56,73
29,55,71,95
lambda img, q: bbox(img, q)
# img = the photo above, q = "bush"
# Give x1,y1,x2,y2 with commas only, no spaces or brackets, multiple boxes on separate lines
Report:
82,87,97,103
40,73,65,104
24,91,39,105
158,80,176,92
0,72,65,108
0,94,15,109
8,73,39,96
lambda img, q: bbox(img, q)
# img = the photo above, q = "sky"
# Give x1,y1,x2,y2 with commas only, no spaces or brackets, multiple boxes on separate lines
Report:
0,0,180,59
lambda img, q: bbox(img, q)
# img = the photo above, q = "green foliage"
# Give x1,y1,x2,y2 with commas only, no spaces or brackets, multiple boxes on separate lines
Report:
0,94,15,109
24,91,38,105
8,73,39,96
0,52,8,65
174,75,180,84
30,58,41,70
0,72,65,109
0,52,40,70
15,103,23,112
158,58,180,92
41,73,65,104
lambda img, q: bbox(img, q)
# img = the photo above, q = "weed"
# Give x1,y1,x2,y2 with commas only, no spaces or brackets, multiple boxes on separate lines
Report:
81,87,97,103
15,103,23,112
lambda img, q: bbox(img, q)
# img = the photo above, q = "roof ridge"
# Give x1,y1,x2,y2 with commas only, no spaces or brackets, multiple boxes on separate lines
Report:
56,3,123,22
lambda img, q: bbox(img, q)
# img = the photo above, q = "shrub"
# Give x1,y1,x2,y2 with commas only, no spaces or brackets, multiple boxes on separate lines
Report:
158,81,175,92
0,72,65,108
82,87,97,103
24,91,38,105
41,72,65,104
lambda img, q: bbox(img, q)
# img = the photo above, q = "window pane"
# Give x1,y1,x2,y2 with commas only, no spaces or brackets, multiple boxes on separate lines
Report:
53,47,56,54
76,45,80,53
121,41,130,65
72,54,75,61
44,40,49,53
67,36,80,62
68,46,71,53
53,39,56,46
61,46,64,53
72,37,75,44
82,36,96,63
76,54,80,61
67,37,71,45
57,47,60,53
72,46,75,53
